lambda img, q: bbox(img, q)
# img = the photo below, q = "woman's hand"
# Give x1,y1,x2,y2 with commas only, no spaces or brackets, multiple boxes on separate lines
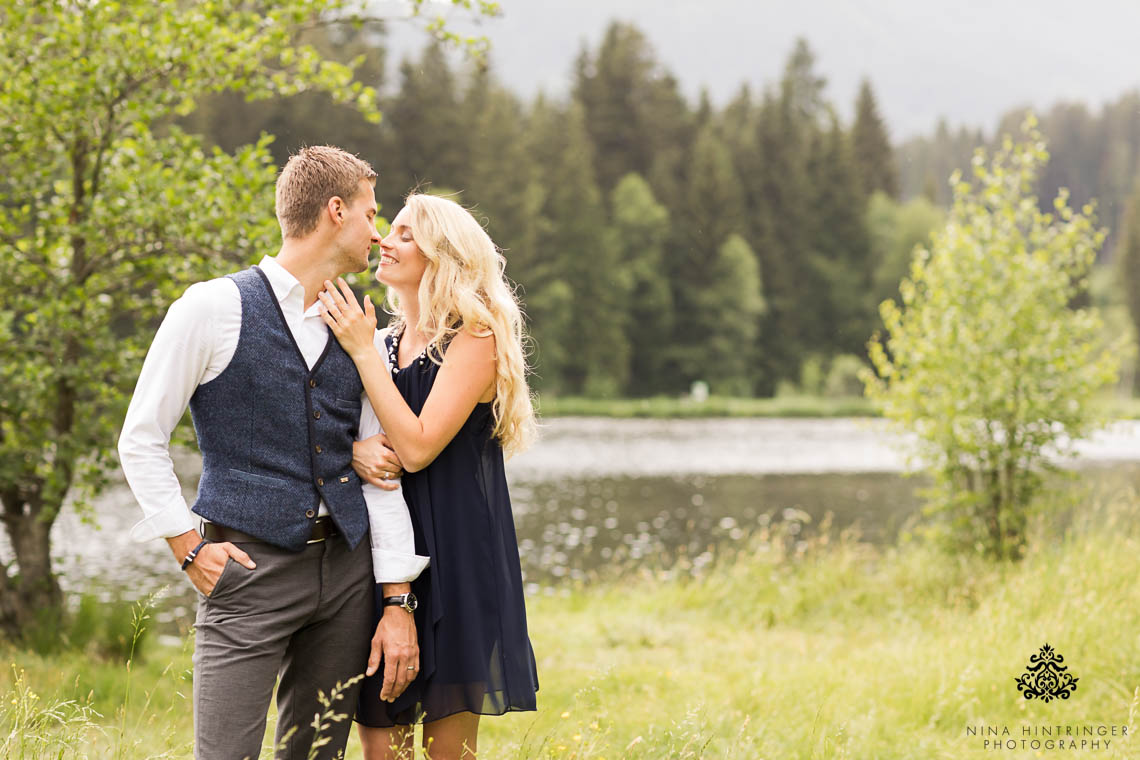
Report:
317,277,377,361
353,433,405,489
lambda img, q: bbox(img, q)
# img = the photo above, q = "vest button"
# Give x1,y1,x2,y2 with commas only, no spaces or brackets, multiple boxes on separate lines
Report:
309,379,317,388
315,445,322,454
316,478,324,486
313,410,321,419
305,509,315,518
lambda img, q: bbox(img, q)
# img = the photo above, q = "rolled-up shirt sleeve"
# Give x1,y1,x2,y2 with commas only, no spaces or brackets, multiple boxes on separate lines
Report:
360,330,430,584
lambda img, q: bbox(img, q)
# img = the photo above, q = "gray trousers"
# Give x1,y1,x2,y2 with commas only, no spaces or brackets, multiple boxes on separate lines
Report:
193,534,373,760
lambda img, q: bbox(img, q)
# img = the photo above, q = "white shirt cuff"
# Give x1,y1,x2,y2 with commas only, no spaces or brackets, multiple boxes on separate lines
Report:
128,496,196,542
372,549,430,584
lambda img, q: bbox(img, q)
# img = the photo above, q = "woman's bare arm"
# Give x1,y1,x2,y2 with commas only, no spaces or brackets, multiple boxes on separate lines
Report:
318,278,495,472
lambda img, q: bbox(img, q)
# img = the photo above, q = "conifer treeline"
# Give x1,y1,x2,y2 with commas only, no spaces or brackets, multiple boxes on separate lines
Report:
183,24,932,397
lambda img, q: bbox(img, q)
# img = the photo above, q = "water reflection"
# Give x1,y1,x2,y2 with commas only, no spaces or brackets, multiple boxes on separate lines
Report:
12,416,1140,631
512,471,924,594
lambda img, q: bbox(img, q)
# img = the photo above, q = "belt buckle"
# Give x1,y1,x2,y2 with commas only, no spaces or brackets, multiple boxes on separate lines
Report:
307,516,330,544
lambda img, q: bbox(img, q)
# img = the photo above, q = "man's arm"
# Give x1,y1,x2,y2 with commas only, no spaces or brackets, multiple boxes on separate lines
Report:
358,328,430,700
117,279,254,593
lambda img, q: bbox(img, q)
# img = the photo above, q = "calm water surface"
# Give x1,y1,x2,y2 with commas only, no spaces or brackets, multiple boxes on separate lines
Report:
26,417,1140,628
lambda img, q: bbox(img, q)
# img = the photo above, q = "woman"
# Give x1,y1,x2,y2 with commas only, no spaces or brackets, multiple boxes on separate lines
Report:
317,192,539,760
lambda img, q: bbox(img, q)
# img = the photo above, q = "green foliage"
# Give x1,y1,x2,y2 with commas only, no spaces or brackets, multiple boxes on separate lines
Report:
574,22,691,196
180,21,388,166
609,174,673,396
0,665,104,760
0,0,405,633
526,101,630,396
851,78,898,198
864,117,1130,558
691,235,766,395
669,122,756,391
536,394,877,418
822,354,869,398
897,119,988,205
807,115,876,357
745,42,833,389
8,492,1140,757
866,191,944,317
1118,180,1140,394
376,40,469,210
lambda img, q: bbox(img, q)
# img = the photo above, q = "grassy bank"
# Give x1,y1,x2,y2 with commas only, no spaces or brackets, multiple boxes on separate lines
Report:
535,394,878,418
535,393,1140,421
6,497,1140,758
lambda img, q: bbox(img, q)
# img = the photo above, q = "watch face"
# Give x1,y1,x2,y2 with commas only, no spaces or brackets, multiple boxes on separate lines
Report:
405,592,418,611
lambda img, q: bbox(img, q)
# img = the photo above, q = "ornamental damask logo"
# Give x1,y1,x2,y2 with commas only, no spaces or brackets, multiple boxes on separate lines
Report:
1015,643,1078,702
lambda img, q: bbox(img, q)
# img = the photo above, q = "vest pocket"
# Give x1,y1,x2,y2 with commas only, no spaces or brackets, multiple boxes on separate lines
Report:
227,468,290,490
333,397,361,409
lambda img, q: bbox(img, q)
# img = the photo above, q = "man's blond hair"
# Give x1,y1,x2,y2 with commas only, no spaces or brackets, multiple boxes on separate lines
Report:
275,146,377,239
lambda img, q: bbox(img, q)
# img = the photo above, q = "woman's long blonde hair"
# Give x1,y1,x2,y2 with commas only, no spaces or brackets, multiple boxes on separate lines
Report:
386,192,536,456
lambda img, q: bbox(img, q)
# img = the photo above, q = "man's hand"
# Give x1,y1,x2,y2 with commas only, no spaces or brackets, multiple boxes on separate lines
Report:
353,433,404,490
166,530,256,597
367,606,419,702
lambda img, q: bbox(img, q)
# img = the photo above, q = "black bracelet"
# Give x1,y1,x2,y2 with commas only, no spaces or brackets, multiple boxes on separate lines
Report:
181,539,210,571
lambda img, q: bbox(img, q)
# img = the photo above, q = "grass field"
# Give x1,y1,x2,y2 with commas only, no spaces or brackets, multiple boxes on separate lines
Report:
5,493,1140,758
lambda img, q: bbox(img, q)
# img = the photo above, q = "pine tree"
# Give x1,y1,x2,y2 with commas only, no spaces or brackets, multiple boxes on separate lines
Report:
746,41,830,389
851,79,898,198
693,234,766,395
1119,180,1140,394
610,173,673,395
809,114,877,356
527,99,628,395
461,64,541,290
668,122,746,388
575,21,691,197
378,41,468,212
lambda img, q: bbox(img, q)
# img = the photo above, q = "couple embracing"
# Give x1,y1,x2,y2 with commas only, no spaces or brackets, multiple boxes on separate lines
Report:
118,146,539,759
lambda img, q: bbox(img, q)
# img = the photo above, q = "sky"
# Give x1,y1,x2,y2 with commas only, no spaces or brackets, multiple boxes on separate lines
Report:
377,0,1140,141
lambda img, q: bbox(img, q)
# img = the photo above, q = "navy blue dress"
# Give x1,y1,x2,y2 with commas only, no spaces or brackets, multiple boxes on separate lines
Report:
356,328,539,726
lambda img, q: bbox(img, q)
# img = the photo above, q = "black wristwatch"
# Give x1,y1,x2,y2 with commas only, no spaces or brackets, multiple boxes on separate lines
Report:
382,592,418,613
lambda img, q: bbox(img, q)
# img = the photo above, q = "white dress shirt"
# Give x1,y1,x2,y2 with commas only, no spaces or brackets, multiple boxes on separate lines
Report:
118,255,429,584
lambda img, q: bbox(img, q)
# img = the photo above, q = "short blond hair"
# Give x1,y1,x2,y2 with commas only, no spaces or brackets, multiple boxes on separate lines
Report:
275,146,377,239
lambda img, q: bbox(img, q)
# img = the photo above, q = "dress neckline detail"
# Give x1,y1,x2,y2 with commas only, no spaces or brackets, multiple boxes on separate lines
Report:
387,325,430,374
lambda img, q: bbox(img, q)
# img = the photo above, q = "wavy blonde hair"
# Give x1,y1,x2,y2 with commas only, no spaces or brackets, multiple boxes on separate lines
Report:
386,193,536,456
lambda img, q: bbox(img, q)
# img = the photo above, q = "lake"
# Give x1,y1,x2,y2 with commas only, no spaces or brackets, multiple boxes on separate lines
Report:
25,417,1140,629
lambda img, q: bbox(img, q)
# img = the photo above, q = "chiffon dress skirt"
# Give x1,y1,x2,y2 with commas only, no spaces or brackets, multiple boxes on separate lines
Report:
356,330,539,727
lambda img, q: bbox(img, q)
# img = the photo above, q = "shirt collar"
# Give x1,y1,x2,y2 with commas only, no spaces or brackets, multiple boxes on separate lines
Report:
257,255,305,305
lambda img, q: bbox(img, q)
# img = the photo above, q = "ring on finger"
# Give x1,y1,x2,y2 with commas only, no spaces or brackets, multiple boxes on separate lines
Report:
319,292,341,316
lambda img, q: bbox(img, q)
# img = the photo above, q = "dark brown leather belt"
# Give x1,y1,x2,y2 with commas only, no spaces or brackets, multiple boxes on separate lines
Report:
202,516,338,544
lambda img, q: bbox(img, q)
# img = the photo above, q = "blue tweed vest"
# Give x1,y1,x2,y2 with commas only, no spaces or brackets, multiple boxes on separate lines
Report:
188,266,368,551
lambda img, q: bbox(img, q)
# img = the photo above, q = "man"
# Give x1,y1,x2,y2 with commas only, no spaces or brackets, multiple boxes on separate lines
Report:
118,146,429,759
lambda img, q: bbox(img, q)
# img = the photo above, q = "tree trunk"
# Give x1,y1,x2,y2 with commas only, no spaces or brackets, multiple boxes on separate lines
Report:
0,489,62,640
